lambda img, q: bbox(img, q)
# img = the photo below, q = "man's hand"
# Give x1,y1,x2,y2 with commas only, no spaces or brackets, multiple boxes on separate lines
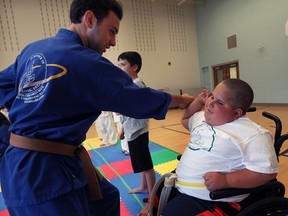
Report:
178,94,195,109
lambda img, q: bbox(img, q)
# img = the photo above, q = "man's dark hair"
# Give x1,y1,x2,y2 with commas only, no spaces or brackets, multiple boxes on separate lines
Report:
222,78,254,114
70,0,123,24
118,51,142,73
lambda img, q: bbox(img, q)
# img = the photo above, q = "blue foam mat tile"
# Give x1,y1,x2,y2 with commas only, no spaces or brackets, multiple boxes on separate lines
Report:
110,172,161,216
148,142,166,152
0,193,6,212
89,144,127,166
89,141,166,167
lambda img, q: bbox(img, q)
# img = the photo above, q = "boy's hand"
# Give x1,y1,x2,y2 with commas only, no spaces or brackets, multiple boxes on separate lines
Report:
118,127,125,140
203,172,229,191
118,131,125,140
195,89,212,106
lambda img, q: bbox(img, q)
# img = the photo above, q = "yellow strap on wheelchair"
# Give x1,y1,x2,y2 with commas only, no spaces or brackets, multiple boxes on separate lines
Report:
164,173,177,187
153,174,206,216
157,173,177,216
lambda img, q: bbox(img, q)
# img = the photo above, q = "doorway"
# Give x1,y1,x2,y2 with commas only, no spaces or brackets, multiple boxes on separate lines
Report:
200,66,212,91
212,61,239,88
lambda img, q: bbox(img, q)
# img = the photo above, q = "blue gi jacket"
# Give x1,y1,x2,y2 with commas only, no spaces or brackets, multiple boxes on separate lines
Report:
0,29,171,206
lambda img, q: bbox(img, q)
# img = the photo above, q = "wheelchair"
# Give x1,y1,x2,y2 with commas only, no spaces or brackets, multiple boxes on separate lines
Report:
147,111,288,216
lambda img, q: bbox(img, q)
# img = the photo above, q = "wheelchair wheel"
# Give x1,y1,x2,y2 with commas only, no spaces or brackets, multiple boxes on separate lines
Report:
237,197,288,216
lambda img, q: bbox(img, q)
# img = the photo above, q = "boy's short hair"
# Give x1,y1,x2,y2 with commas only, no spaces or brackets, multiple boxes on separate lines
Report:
222,79,254,114
70,0,123,24
118,51,142,73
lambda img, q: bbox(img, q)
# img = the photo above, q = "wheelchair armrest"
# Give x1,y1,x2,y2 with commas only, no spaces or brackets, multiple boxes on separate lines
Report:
209,181,285,200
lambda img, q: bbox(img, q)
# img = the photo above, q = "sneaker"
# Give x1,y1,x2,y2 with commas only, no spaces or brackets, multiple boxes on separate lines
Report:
124,150,130,155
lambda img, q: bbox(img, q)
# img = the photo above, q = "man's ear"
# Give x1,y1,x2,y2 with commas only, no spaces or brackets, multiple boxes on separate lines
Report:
83,10,96,28
234,108,243,120
132,64,139,72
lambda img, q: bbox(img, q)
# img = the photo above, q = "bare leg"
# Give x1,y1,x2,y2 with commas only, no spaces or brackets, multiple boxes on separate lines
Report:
137,168,156,216
129,172,148,194
145,168,156,195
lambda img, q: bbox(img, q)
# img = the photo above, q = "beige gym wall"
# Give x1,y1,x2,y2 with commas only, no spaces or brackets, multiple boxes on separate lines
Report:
0,0,200,91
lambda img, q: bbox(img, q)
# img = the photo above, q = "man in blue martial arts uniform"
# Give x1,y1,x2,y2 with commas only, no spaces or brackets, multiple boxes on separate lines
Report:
0,0,194,215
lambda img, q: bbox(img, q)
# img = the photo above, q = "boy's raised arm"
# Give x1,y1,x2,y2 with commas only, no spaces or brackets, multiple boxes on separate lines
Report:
181,89,211,130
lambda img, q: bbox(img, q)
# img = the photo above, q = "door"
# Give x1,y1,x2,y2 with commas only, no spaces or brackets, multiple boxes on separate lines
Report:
212,62,239,88
200,66,212,91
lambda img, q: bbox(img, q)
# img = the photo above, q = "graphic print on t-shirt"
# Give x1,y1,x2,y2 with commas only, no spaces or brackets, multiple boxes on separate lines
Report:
189,121,215,152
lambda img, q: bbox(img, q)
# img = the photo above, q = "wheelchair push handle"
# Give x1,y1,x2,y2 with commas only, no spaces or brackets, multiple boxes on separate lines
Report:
262,111,282,142
262,111,282,126
247,107,256,112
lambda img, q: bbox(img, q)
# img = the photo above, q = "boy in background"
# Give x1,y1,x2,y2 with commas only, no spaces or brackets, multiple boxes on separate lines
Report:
117,52,156,198
113,112,129,155
96,111,117,147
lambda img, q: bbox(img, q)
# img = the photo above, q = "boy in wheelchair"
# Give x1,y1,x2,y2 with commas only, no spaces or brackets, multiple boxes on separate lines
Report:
160,79,278,216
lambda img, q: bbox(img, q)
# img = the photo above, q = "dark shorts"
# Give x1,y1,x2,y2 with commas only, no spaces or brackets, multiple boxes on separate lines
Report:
128,132,153,173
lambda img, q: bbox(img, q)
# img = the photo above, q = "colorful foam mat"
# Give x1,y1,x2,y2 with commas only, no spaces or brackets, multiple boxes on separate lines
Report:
0,138,179,216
